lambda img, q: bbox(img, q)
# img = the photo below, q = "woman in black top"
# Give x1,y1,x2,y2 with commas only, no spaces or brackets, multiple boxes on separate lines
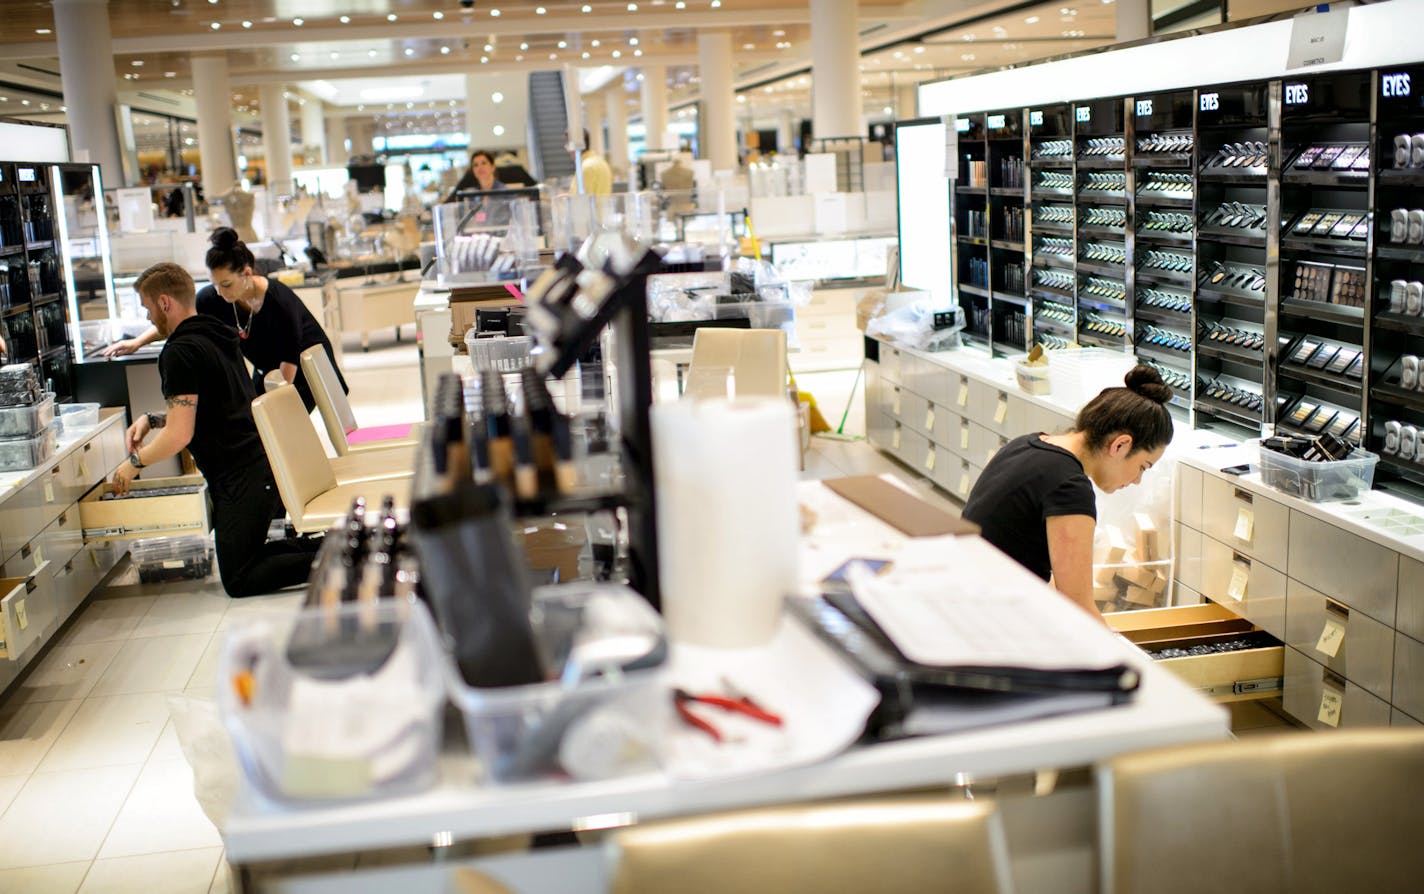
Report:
961,366,1174,620
105,228,348,413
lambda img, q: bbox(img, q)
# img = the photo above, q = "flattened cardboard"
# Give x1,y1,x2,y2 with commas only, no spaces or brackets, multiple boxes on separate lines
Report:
824,476,980,538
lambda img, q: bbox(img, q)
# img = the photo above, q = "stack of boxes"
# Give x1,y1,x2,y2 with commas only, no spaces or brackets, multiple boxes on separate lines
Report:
1094,512,1170,611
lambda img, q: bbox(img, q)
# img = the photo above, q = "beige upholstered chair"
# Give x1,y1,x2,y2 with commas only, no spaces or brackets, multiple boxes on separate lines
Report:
609,797,1013,894
1098,729,1424,894
252,384,412,533
300,344,420,456
683,327,789,400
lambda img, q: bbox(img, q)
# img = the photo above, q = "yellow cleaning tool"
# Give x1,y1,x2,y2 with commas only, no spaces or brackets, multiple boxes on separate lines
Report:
744,209,762,262
789,374,832,433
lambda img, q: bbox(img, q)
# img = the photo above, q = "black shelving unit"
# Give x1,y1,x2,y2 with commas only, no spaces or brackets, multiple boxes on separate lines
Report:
1073,96,1130,353
0,162,76,399
951,114,993,349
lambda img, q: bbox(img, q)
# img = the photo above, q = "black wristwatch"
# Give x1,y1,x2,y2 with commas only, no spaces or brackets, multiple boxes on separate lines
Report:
128,451,145,470
147,412,167,429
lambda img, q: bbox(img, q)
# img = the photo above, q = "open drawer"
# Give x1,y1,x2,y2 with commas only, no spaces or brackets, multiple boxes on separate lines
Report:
0,571,44,661
78,475,210,542
1106,602,1283,703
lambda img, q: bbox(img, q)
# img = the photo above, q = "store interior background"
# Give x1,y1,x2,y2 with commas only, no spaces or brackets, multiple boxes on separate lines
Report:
0,0,1389,892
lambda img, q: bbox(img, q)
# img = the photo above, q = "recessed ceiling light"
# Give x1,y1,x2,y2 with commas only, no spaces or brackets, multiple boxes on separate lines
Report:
612,49,621,57
339,15,350,23
591,39,600,46
962,53,975,61
1025,15,1040,23
550,52,558,59
558,40,568,48
493,124,505,135
490,8,500,15
628,2,638,9
330,51,338,59
484,43,494,51
711,0,721,7
434,11,444,19
914,46,925,53
241,20,252,28
582,4,592,11
582,51,590,58
634,48,642,55
737,95,746,103
536,6,547,13
290,53,300,61
629,37,639,45
369,49,378,57
404,48,415,56
516,54,524,60
210,22,221,30
441,46,451,54
520,42,529,49
481,55,490,62
292,17,303,26
675,1,685,7
165,71,176,77
131,60,143,66
387,13,397,21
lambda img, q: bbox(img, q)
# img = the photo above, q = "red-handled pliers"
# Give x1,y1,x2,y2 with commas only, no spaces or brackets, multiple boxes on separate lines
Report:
673,688,783,743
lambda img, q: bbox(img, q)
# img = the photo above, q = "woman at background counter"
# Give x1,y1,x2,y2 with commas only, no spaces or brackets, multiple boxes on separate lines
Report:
961,366,1174,620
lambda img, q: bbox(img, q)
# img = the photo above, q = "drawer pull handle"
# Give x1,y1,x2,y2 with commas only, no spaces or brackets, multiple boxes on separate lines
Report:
20,544,30,559
83,444,92,452
1324,599,1350,620
1233,488,1253,504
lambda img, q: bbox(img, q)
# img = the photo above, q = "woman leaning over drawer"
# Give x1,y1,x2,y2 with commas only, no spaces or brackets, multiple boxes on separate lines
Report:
961,366,1174,621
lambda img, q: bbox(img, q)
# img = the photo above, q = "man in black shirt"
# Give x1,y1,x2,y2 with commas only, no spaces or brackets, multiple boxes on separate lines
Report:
112,262,319,597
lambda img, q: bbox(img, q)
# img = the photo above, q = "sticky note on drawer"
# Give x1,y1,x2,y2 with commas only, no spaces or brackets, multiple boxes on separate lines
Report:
994,396,1008,424
925,448,936,472
926,408,936,432
892,427,901,450
957,380,969,406
959,470,971,495
1315,616,1346,658
1227,560,1249,600
960,425,970,450
892,389,901,415
1233,507,1254,542
1318,685,1343,728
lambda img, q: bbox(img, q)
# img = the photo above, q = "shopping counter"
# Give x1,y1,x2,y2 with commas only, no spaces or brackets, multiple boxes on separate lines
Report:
217,476,1228,892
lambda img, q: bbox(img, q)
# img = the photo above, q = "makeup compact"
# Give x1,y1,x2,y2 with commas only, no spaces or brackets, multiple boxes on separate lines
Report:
1404,355,1421,390
1325,349,1359,376
1396,135,1411,168
1288,400,1320,428
1327,414,1359,443
1390,280,1409,313
1401,425,1419,462
1414,135,1424,167
1393,209,1409,243
1385,420,1403,454
1308,345,1340,370
1288,338,1322,365
1410,210,1424,244
1333,146,1364,169
1408,281,1424,316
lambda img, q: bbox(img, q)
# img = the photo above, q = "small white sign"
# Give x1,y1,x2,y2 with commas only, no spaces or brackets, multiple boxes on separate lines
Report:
1287,5,1349,71
941,115,959,182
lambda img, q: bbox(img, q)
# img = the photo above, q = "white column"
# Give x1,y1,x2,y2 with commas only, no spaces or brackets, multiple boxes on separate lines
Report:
777,109,797,156
641,64,670,151
895,83,918,120
259,84,294,193
697,31,737,171
52,0,125,186
1117,0,1151,42
191,52,238,197
583,92,607,156
464,74,486,149
300,98,327,165
606,85,630,172
809,0,861,140
348,118,376,157
326,116,348,164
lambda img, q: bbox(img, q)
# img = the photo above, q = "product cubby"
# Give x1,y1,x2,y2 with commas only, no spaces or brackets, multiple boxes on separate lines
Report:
0,162,77,400
1072,97,1131,352
1193,81,1272,437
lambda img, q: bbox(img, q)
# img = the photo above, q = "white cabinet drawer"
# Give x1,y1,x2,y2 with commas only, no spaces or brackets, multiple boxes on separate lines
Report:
893,426,931,472
880,345,904,384
944,416,975,461
909,359,952,409
1107,602,1282,702
1392,632,1424,725
1177,464,1203,532
968,423,1006,468
968,381,1023,437
78,475,210,542
934,405,965,443
887,386,931,438
1284,579,1394,702
1200,475,1288,572
1396,556,1424,642
1175,525,1204,595
0,570,46,662
1287,511,1398,626
946,370,972,413
1283,647,1392,730
932,450,979,501
1393,708,1423,727
795,315,859,337
1201,536,1286,640
803,288,860,315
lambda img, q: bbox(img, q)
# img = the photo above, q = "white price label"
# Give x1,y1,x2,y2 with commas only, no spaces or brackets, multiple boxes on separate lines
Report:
994,397,1008,425
15,598,27,630
958,381,969,406
926,408,936,432
925,448,936,472
892,389,901,416
43,481,53,503
892,427,901,450
959,471,971,494
1233,507,1254,542
1315,615,1346,658
1227,561,1250,601
79,460,88,479
32,547,42,572
960,426,970,450
1318,685,1343,727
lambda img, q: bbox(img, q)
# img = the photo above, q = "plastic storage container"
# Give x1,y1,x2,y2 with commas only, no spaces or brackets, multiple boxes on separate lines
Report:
447,582,669,784
57,402,100,435
1249,439,1379,502
0,423,56,472
0,392,54,438
1015,361,1051,395
463,332,534,372
217,599,446,802
130,535,213,583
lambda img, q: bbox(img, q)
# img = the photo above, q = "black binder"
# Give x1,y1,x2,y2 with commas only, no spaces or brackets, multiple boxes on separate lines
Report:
787,594,1140,741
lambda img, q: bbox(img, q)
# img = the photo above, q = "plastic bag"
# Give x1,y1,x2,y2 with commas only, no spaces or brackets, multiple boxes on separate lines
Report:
165,693,241,828
866,300,964,352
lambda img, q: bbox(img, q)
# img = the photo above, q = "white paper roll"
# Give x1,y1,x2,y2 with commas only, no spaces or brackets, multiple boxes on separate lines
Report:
652,398,799,648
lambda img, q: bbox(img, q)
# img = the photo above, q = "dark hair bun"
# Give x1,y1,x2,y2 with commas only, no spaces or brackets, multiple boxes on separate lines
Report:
210,226,241,249
1124,365,1173,405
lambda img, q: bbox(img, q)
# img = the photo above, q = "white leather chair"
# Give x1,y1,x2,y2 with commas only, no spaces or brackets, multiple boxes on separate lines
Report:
301,344,420,456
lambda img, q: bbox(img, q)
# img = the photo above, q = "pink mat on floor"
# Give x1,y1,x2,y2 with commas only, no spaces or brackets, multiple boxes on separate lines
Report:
345,423,416,444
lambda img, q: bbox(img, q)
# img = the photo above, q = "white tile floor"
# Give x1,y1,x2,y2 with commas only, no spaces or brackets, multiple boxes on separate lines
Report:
0,330,1289,891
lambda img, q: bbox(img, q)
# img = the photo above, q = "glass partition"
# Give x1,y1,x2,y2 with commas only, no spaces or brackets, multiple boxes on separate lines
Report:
53,163,117,324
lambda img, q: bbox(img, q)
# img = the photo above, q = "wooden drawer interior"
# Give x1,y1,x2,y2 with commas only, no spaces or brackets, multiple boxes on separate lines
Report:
1107,602,1284,703
0,574,39,661
78,475,209,542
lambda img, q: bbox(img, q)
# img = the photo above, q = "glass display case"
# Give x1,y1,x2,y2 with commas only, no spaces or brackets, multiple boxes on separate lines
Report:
55,163,118,323
432,192,543,288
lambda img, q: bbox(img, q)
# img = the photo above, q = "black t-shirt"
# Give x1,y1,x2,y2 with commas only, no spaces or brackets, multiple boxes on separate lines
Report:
158,314,265,481
196,279,346,410
960,433,1097,581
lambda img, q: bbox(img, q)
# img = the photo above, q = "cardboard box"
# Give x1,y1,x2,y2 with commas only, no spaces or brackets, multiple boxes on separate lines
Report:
1134,512,1160,562
1123,583,1157,607
1114,564,1157,590
449,283,523,345
1102,525,1131,565
515,519,587,584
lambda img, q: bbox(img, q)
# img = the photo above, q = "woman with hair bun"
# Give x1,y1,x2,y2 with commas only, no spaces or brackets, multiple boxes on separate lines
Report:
961,365,1175,620
105,227,348,414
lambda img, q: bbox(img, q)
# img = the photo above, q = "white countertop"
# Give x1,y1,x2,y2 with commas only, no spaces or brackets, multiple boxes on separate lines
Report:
0,409,124,503
220,477,1227,863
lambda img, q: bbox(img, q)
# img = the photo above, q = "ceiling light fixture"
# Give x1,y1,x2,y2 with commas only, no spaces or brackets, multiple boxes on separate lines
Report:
490,8,501,16
1025,15,1040,23
434,11,444,19
340,15,350,23
441,46,451,54
369,49,378,57
582,51,590,58
612,49,621,57
493,125,505,135
290,53,300,61
633,48,642,56
404,48,415,56
292,17,303,26
132,60,143,66
520,41,529,49
516,54,524,60
558,40,568,48
536,6,547,13
629,37,639,45
484,44,494,51
481,55,490,62
211,22,221,30
591,39,600,46
387,13,397,21
628,2,637,9
241,20,252,28
582,4,592,11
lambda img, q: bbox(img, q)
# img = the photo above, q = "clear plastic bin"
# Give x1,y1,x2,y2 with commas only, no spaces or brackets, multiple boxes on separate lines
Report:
217,599,446,802
446,582,669,784
131,535,213,583
463,332,535,372
1249,438,1379,502
0,423,56,472
1015,361,1051,395
57,402,100,434
1093,559,1174,612
0,392,54,438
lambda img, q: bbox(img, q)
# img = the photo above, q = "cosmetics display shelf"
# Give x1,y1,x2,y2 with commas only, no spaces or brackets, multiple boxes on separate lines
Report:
1077,294,1128,315
1195,339,1262,366
1076,156,1126,169
1376,168,1424,187
1195,286,1265,311
1131,153,1193,167
1137,228,1194,246
1135,268,1194,288
1372,381,1424,414
1132,304,1190,327
1031,187,1076,199
1281,169,1370,188
1375,312,1424,336
991,239,1025,253
1134,193,1195,210
994,292,1029,307
1197,229,1267,249
1030,283,1075,303
1032,314,1075,337
1276,362,1364,400
1077,192,1127,205
1032,220,1075,235
1078,329,1127,351
955,185,988,195
1076,224,1124,239
1278,299,1365,325
1279,235,1369,259
1076,260,1126,279
959,283,990,300
1375,245,1424,263
1196,393,1263,429
1134,341,1190,367
958,235,990,247
988,187,1024,197
1197,169,1267,186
